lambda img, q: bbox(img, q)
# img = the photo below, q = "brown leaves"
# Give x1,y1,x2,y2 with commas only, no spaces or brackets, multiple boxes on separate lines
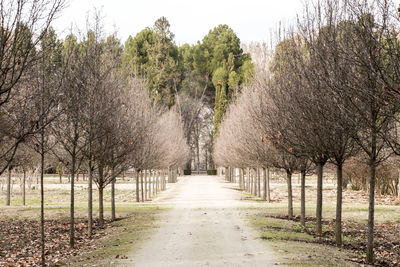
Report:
0,219,108,266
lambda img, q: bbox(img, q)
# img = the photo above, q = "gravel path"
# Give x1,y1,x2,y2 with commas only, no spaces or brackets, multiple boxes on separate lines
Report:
121,175,280,267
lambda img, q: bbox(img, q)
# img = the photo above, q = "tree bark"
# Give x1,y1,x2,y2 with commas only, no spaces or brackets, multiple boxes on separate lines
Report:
151,170,155,197
247,167,250,193
366,160,376,263
335,164,343,246
140,171,144,202
111,166,116,221
70,152,76,247
253,169,257,195
135,170,140,202
22,169,26,206
239,168,243,189
249,169,253,194
266,167,271,202
144,169,147,201
287,170,293,219
156,170,159,194
257,168,261,197
316,162,324,236
300,169,306,226
98,186,104,226
366,125,377,264
262,168,267,200
40,137,45,267
6,166,11,205
88,161,93,236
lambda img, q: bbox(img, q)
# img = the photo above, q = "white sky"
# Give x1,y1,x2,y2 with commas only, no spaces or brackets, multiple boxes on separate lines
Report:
52,0,304,45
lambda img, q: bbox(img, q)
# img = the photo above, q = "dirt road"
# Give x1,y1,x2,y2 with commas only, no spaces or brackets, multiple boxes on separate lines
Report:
121,175,279,267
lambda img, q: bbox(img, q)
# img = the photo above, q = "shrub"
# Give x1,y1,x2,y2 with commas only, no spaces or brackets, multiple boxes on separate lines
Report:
350,185,360,191
184,169,191,175
343,158,399,196
207,169,217,175
45,166,57,174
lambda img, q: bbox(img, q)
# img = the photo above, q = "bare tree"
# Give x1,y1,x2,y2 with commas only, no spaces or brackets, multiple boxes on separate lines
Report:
0,0,65,175
51,33,86,248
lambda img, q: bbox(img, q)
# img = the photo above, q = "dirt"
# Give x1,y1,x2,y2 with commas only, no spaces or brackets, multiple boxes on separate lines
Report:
119,175,280,267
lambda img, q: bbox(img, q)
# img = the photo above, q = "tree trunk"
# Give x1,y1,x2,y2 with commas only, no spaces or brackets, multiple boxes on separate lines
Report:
239,168,243,189
300,169,306,226
397,169,400,198
287,170,293,219
144,170,147,201
22,169,26,206
196,138,200,172
40,139,45,267
253,169,257,195
366,125,377,264
59,172,62,183
98,186,104,226
161,170,164,190
88,161,93,237
267,167,271,202
151,170,155,197
247,167,250,193
6,166,11,206
257,168,261,197
249,169,253,194
70,154,76,247
316,162,324,236
156,170,159,194
163,170,167,190
335,164,343,246
205,149,208,170
135,170,140,202
111,166,116,221
140,171,144,202
262,168,267,200
366,160,376,263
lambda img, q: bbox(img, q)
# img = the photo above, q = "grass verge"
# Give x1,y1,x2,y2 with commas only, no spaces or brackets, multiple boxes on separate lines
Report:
64,204,167,266
246,209,361,267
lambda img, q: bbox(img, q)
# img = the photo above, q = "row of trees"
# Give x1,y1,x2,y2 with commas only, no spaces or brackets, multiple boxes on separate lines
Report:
215,0,400,264
0,3,189,266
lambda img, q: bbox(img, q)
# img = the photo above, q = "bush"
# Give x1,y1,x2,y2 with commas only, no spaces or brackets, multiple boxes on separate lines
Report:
343,158,399,196
207,169,217,175
184,169,191,175
350,185,360,191
45,166,57,174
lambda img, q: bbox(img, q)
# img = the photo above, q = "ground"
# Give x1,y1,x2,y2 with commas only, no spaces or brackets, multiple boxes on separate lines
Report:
0,173,399,266
119,175,278,267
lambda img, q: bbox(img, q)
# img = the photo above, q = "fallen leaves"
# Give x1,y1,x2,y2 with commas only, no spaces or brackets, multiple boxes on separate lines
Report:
0,219,110,266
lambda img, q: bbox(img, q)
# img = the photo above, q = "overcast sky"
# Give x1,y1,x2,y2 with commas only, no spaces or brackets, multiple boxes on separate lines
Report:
52,0,304,45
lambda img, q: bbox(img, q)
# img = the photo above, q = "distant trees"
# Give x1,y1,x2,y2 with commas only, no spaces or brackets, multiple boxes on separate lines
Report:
122,18,254,171
122,17,180,108
199,25,253,138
